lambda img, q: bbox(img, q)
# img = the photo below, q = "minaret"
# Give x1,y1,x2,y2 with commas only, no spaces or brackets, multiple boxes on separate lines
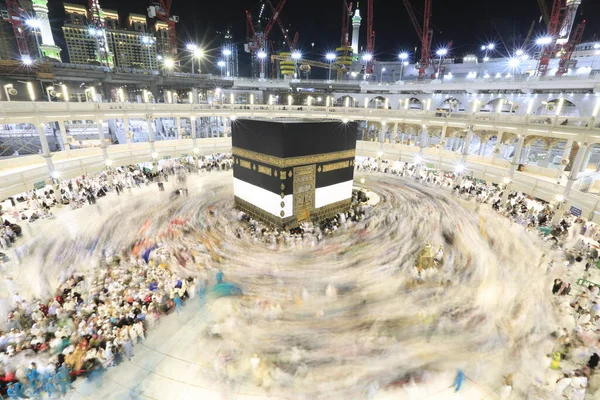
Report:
351,4,362,55
31,0,62,60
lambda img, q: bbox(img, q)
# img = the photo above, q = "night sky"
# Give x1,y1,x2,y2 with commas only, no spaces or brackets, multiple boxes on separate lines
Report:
48,0,600,76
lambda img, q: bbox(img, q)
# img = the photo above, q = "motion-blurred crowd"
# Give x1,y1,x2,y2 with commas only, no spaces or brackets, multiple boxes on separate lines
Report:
0,154,599,398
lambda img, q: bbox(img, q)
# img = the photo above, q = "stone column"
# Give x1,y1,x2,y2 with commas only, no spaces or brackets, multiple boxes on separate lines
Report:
146,114,156,152
123,118,131,149
502,134,526,204
36,122,55,173
393,122,399,143
460,125,474,165
191,117,197,148
580,146,593,173
378,123,387,170
175,117,182,143
556,139,573,183
439,126,447,154
97,118,109,160
491,132,503,164
419,125,429,156
565,143,588,197
56,120,71,155
509,134,525,176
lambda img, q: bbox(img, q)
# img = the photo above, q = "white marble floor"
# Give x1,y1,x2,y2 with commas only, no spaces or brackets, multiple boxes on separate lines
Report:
63,296,495,400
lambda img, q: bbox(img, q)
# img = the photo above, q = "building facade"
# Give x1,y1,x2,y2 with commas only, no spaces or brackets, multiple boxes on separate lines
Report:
62,1,157,70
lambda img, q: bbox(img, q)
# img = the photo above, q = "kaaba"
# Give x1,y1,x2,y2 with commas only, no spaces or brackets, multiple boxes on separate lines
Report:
232,119,358,227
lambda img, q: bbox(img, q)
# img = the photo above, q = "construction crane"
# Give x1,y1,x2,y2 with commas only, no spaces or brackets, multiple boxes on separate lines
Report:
335,0,353,78
366,0,374,54
536,0,563,76
148,1,179,56
89,0,112,66
556,20,585,76
537,0,550,26
5,0,29,61
403,0,432,79
246,0,287,54
266,0,298,51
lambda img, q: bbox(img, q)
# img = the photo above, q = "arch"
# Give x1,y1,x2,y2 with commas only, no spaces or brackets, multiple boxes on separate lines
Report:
368,96,389,109
479,98,519,113
335,95,358,107
407,97,423,111
535,98,581,117
437,97,464,112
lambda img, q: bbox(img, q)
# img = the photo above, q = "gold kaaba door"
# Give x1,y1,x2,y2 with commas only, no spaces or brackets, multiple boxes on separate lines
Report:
293,164,316,222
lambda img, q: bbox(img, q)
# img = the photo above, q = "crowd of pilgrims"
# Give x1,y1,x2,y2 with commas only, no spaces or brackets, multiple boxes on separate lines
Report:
0,154,599,398
0,155,231,398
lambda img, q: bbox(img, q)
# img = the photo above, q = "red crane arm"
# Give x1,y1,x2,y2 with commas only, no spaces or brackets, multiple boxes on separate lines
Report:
548,0,563,36
291,32,299,49
264,0,287,39
557,20,585,76
6,0,29,57
403,0,422,39
267,0,296,50
246,10,257,40
340,0,352,46
366,0,374,53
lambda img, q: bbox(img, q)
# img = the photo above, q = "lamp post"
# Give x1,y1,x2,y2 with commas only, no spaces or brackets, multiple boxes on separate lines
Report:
291,51,302,79
218,60,226,77
481,43,494,60
362,53,373,80
163,57,175,75
142,36,155,72
25,19,43,59
257,50,267,79
326,53,336,81
223,48,232,77
380,67,386,83
399,52,409,80
186,44,203,74
436,49,447,79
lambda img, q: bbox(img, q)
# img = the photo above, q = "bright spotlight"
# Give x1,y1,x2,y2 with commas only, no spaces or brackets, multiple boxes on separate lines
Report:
186,43,198,51
414,155,423,164
503,177,511,185
51,170,60,179
508,58,521,68
487,43,495,50
515,49,524,56
231,115,237,121
555,194,565,203
291,51,302,60
222,48,232,56
360,177,366,184
151,152,159,159
21,55,33,66
399,52,409,60
163,58,175,69
536,36,553,45
217,60,226,67
377,151,383,158
342,118,349,123
436,48,448,57
26,19,42,29
362,53,373,62
454,164,465,174
257,50,267,59
325,53,336,61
